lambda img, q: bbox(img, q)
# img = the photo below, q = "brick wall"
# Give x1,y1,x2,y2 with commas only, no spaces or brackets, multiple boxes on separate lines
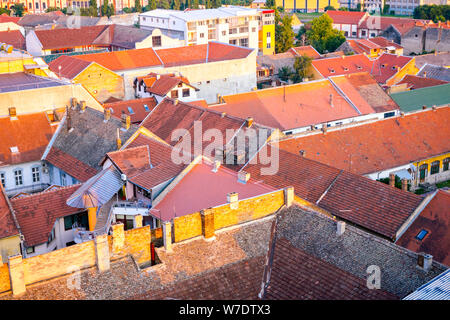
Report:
173,212,202,243
0,263,10,293
214,190,285,230
23,241,96,285
121,226,151,264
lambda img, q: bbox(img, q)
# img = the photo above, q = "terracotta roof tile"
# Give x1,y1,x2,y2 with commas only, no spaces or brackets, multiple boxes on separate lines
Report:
397,74,448,90
11,185,83,247
45,147,98,182
0,30,25,50
138,73,195,96
265,238,397,300
34,25,109,50
48,55,92,80
396,190,450,265
290,45,321,59
0,14,21,24
0,113,54,167
326,10,367,25
0,185,19,239
103,97,157,124
277,107,450,176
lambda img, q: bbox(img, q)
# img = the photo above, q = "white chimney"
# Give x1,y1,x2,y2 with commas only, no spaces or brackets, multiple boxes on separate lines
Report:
337,221,346,236
238,171,250,184
227,192,239,210
212,160,221,172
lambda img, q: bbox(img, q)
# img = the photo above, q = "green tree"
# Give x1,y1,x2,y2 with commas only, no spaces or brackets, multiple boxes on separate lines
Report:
11,3,25,17
305,14,345,54
88,0,98,16
265,0,274,7
324,5,335,11
192,0,199,9
123,7,133,13
338,7,348,11
278,66,293,82
160,0,171,9
148,0,157,10
101,1,115,17
171,0,181,10
275,13,295,53
0,8,11,15
382,4,390,15
45,7,61,13
135,0,142,12
290,55,312,83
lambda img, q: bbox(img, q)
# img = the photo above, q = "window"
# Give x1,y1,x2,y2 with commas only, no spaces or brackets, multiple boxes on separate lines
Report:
384,111,396,118
32,167,40,183
267,43,271,49
26,246,35,254
252,27,256,32
182,89,190,97
152,36,161,47
352,32,357,36
61,172,67,186
64,212,88,231
29,3,32,8
0,172,5,188
200,33,205,38
443,158,450,171
266,32,271,37
222,31,226,36
14,169,23,186
48,228,55,244
229,39,237,45
239,38,248,47
361,30,366,36
143,104,150,112
35,2,39,9
171,90,178,98
344,31,348,36
127,107,135,115
42,2,46,9
416,229,428,241
430,161,440,175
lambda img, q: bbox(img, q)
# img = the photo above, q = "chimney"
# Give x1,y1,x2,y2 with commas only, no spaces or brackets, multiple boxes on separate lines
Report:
389,173,396,187
70,97,78,109
227,192,239,210
104,108,111,122
246,117,253,128
121,114,130,130
400,111,405,117
156,74,161,80
322,123,328,134
401,178,408,191
238,171,250,184
418,253,433,271
423,71,427,78
8,107,17,119
116,128,122,149
212,160,221,172
422,105,427,110
336,221,345,236
329,94,334,108
66,107,74,133
174,99,179,106
221,112,226,118
432,105,437,111
299,150,306,157
79,100,86,113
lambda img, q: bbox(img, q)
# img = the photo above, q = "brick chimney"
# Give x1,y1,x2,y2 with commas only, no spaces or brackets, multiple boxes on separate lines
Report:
238,171,250,184
322,123,328,134
422,105,427,110
246,117,253,128
227,192,238,210
336,221,345,236
70,97,78,109
79,101,86,112
116,128,122,149
389,173,396,187
8,107,17,119
121,114,130,130
423,71,427,78
299,150,306,157
417,253,433,271
104,108,111,122
401,178,408,191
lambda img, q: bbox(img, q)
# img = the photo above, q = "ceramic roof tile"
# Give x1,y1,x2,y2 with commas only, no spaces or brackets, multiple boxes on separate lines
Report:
0,185,19,239
103,97,157,124
0,30,25,50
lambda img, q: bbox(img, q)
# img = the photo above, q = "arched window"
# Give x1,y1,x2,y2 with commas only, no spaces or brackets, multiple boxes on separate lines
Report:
443,158,450,172
430,161,440,175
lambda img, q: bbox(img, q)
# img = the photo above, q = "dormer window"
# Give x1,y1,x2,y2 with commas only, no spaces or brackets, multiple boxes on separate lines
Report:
356,65,362,70
127,107,135,115
10,146,19,153
343,67,349,71
143,104,149,112
416,229,428,241
381,64,386,68
329,68,335,73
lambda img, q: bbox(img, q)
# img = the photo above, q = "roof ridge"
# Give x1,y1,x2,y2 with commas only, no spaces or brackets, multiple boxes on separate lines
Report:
10,183,82,201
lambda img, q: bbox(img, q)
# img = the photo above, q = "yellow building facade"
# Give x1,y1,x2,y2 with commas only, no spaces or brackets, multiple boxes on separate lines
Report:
414,153,450,188
275,0,340,12
259,9,276,55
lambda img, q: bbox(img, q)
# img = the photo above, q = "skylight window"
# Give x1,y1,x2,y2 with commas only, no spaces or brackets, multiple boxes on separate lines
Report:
416,229,428,241
143,104,149,112
127,107,135,114
10,146,19,153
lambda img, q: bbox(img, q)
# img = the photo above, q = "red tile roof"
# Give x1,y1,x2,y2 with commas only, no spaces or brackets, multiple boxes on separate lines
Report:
369,37,403,50
0,14,21,24
76,42,252,71
138,73,195,96
277,107,450,176
106,145,151,177
11,185,83,247
103,97,157,124
312,53,413,85
48,55,92,80
326,10,367,25
0,30,25,50
265,238,398,300
359,16,429,34
397,74,448,90
45,147,98,182
243,145,424,239
34,25,109,50
151,160,275,221
396,190,450,265
290,45,321,59
0,185,19,239
0,113,54,167
209,74,393,130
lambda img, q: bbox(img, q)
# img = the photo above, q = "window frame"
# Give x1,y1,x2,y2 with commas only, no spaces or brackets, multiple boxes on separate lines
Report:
14,168,23,186
0,171,5,188
430,160,440,175
32,166,41,183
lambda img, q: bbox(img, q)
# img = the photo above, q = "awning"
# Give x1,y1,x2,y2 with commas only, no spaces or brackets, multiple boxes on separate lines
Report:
66,166,124,208
392,168,412,180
